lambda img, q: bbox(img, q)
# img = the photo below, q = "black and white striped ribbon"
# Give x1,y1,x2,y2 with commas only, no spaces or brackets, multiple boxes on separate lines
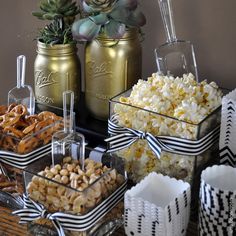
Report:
0,144,51,169
0,163,8,177
13,194,65,236
13,180,127,235
105,115,220,158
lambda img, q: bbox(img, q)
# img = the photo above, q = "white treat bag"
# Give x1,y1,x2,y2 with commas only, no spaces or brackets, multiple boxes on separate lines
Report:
124,172,191,236
199,165,236,236
220,89,236,167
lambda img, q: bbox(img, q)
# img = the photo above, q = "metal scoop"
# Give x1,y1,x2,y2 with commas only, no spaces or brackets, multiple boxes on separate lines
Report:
155,0,198,81
0,190,24,210
52,90,85,170
8,55,35,114
90,218,124,236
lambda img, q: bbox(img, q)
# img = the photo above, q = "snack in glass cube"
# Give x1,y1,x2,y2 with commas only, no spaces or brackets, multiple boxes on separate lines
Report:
109,73,222,183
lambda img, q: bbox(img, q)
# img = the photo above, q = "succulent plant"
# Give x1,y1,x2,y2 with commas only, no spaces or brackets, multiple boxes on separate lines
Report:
33,0,80,45
33,0,80,21
84,0,117,13
72,0,146,41
38,18,73,44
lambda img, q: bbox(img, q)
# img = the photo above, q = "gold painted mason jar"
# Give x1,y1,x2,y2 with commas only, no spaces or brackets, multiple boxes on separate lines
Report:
34,41,81,110
85,28,142,120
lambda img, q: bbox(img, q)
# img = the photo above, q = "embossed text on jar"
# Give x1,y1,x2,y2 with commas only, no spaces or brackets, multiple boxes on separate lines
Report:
34,41,81,110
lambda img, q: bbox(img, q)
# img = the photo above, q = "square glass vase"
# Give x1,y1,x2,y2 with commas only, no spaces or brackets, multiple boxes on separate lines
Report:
109,89,221,185
0,103,64,156
23,147,127,235
0,103,64,196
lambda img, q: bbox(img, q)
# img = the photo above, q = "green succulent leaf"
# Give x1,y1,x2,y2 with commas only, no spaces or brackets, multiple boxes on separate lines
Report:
34,0,80,19
32,0,80,44
39,1,50,12
125,9,146,27
63,8,77,16
89,13,109,25
109,7,130,22
37,18,74,45
84,0,117,13
114,0,137,10
42,13,63,20
58,0,71,9
32,11,45,19
82,1,95,14
65,2,77,10
104,19,126,39
59,1,76,14
72,18,101,41
39,0,146,43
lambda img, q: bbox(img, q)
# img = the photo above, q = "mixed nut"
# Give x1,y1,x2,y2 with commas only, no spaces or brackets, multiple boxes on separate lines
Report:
27,156,125,214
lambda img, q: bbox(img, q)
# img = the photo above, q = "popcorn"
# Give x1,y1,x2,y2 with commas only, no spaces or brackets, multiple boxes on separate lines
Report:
121,73,222,124
113,73,222,182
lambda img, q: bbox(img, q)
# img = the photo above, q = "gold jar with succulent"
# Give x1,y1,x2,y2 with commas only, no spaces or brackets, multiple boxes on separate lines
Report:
32,0,81,110
72,0,146,120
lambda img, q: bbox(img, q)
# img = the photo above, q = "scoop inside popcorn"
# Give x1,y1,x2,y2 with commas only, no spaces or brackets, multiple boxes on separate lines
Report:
156,0,198,80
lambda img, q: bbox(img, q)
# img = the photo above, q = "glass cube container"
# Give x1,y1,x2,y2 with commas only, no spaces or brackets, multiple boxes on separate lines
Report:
0,103,64,155
0,103,64,196
109,89,221,184
23,147,127,235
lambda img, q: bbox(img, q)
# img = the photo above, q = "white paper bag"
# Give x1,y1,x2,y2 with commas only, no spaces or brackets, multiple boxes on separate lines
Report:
220,89,236,167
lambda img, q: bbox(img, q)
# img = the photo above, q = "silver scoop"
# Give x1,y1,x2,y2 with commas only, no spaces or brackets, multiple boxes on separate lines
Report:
155,0,198,81
0,191,24,210
90,218,124,236
52,90,85,170
8,55,35,114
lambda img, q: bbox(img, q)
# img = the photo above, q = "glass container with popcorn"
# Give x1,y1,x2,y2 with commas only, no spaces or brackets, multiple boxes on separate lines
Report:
108,73,222,185
21,147,126,236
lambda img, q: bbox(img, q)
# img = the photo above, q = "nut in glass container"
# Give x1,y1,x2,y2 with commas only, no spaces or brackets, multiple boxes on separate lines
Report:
23,147,127,235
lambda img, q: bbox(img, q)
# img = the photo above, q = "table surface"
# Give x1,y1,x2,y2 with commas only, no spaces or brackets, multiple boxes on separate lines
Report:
0,206,30,236
0,205,198,236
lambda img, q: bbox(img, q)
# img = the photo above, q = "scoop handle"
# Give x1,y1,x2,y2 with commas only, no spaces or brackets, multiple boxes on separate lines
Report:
63,90,74,133
158,0,177,43
17,55,26,88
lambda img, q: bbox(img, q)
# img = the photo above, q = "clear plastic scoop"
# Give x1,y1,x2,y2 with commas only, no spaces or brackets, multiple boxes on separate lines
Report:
155,0,199,81
8,55,35,114
52,90,85,170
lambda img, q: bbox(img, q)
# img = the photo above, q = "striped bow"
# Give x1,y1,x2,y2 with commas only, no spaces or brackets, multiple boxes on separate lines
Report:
105,115,220,158
13,181,127,235
13,194,65,236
